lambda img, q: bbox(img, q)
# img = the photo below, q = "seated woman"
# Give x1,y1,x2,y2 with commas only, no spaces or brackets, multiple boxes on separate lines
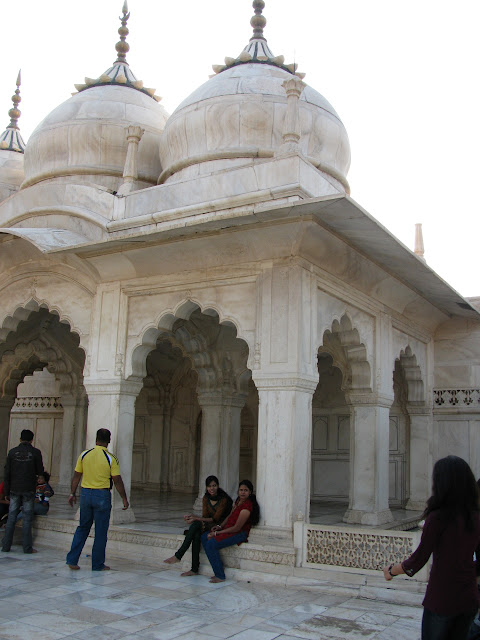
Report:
164,475,232,576
201,479,260,583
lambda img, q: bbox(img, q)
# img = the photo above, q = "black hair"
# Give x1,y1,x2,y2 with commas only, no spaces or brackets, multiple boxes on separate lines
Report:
424,455,479,531
20,429,34,442
40,471,50,483
238,479,260,526
203,475,232,507
96,428,111,444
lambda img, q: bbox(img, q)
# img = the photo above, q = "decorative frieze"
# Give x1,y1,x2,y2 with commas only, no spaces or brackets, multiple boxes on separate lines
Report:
433,389,480,408
305,525,418,571
13,396,62,410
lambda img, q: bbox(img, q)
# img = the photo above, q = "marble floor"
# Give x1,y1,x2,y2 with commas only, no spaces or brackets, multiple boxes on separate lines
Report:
0,545,423,639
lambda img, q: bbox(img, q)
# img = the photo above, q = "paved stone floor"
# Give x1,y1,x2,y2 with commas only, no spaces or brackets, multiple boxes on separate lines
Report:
0,546,423,639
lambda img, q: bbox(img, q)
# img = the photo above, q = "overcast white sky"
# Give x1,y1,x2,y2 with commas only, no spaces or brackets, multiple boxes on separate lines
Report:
1,1,479,296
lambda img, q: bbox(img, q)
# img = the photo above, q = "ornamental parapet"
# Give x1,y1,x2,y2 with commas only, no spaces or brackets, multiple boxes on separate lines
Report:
12,396,63,411
433,388,480,410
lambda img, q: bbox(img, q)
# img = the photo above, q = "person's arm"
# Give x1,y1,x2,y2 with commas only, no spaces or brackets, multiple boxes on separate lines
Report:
3,455,11,498
68,471,82,507
35,449,45,478
44,483,54,497
112,475,129,510
208,508,251,539
383,515,436,580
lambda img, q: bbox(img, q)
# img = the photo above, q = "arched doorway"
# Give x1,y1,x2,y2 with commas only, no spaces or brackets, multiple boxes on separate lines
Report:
0,305,87,493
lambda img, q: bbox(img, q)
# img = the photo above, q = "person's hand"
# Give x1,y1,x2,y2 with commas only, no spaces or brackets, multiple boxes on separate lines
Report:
122,498,129,510
68,494,76,507
211,524,221,531
383,566,393,581
184,514,195,523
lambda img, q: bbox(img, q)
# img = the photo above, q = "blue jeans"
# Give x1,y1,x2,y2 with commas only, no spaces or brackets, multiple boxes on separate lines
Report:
66,488,111,571
422,607,478,640
2,491,35,553
201,531,247,580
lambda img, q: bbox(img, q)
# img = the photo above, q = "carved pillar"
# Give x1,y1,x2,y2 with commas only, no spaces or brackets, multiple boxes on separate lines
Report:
57,394,78,494
196,391,247,503
73,393,88,462
278,76,306,154
0,397,14,471
83,379,143,524
253,375,317,534
117,125,145,196
406,407,433,510
160,388,173,491
343,393,394,525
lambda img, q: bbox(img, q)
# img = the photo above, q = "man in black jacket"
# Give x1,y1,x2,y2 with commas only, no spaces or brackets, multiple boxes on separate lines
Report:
2,429,44,553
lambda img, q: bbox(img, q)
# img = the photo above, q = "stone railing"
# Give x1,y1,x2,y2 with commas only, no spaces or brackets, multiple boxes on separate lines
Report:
13,396,63,410
433,389,480,408
294,522,426,580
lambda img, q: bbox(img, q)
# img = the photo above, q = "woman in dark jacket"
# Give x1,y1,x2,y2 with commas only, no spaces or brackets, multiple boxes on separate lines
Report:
384,455,480,640
164,475,232,576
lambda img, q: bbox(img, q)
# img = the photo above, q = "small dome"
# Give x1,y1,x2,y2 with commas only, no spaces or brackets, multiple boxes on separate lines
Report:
159,1,350,189
0,71,25,202
23,85,168,191
22,2,169,191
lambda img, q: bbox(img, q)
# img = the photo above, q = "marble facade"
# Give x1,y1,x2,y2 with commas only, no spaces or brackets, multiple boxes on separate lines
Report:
1,1,480,579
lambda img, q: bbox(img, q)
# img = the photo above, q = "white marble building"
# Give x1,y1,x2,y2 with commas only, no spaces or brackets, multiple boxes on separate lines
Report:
1,1,480,565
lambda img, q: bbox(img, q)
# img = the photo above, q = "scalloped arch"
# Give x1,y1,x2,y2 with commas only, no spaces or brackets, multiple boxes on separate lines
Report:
0,299,86,357
395,345,425,405
129,299,250,380
319,313,372,392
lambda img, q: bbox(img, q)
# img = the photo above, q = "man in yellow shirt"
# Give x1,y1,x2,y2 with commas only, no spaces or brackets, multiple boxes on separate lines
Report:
66,428,129,571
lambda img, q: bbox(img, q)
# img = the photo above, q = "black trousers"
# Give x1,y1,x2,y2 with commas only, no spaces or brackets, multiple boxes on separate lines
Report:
174,520,203,572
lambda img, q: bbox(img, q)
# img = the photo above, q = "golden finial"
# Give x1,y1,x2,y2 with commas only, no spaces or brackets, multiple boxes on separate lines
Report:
115,1,130,64
250,0,266,41
8,70,22,130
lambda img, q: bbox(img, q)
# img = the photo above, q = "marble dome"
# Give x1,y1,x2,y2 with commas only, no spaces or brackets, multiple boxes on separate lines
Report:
23,85,169,191
158,2,350,189
22,5,169,192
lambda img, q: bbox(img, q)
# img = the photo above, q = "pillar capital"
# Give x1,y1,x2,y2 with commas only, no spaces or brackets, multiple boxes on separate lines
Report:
252,373,318,394
197,391,246,409
83,378,143,398
346,391,393,408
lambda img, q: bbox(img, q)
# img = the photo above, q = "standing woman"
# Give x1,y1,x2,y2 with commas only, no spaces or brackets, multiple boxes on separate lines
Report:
383,455,480,640
164,476,232,576
202,479,260,583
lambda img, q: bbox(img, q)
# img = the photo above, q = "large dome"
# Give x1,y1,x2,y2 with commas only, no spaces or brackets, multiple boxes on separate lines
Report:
158,63,350,188
22,4,169,192
23,85,169,191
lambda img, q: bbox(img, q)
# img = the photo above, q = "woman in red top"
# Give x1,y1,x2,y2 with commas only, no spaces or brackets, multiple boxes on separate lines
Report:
383,456,480,640
201,479,260,583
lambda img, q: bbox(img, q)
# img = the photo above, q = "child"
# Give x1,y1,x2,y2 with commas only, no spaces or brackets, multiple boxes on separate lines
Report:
34,472,54,515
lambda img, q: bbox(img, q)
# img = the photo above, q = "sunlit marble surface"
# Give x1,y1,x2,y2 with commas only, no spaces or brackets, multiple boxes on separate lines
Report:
0,545,423,639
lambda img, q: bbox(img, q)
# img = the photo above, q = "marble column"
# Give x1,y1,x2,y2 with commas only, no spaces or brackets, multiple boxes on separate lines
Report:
84,379,143,524
406,407,433,510
343,393,394,525
196,391,246,504
0,397,14,471
253,376,317,535
57,394,78,494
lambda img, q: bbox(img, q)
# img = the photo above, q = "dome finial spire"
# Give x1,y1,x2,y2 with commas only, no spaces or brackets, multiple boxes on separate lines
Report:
0,70,25,153
250,0,267,41
115,1,130,64
8,70,22,130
